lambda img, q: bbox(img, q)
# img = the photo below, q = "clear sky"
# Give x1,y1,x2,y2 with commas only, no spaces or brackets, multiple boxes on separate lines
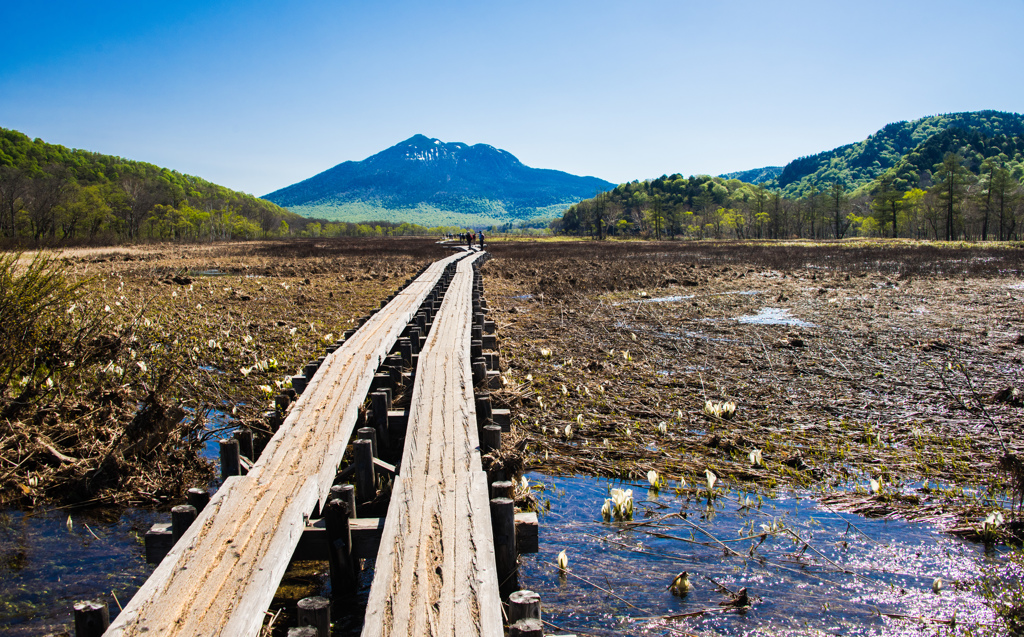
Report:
2,0,1022,196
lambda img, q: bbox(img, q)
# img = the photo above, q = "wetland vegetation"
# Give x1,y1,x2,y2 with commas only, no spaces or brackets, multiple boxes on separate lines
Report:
1,237,1023,635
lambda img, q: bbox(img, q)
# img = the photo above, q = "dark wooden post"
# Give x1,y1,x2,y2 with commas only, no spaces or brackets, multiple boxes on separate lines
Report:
331,484,357,519
508,590,541,624
171,504,197,544
219,438,240,479
324,499,357,596
297,596,331,637
357,426,378,459
490,480,514,500
186,487,210,513
73,600,109,637
481,425,501,454
370,392,391,451
354,439,376,502
475,393,493,430
234,427,254,461
509,618,543,637
490,497,516,593
291,375,307,395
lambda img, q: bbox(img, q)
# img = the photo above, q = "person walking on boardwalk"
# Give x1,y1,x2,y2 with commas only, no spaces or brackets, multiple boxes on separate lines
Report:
467,231,474,248
479,231,485,250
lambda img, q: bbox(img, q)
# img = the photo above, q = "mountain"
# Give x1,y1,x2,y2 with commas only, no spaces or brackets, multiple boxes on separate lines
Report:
264,135,615,227
718,166,783,184
766,110,1024,196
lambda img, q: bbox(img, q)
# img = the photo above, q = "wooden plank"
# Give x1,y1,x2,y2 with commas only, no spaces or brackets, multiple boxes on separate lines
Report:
106,252,469,637
363,251,502,637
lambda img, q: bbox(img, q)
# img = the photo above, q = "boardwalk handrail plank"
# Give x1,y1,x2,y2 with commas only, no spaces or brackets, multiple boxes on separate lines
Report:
106,251,469,637
362,251,502,637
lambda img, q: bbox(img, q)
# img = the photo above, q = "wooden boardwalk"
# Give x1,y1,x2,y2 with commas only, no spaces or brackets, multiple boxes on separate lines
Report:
362,251,502,637
106,251,470,637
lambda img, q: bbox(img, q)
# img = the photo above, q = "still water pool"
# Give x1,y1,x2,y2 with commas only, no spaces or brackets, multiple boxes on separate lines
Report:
518,472,1006,636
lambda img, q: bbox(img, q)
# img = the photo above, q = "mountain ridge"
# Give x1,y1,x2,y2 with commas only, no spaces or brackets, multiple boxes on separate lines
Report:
264,135,615,226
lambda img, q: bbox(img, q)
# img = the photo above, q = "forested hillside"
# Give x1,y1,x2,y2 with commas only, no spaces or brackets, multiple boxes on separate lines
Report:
558,111,1024,241
0,128,301,243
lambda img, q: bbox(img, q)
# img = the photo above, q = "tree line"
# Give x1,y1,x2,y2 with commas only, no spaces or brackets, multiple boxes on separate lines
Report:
555,152,1023,241
0,128,469,245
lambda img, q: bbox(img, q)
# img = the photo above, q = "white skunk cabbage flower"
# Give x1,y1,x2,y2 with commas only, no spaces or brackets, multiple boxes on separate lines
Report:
630,332,637,341
933,578,943,594
647,470,660,488
561,384,568,396
609,488,634,521
749,449,763,467
576,413,584,425
658,421,668,435
705,469,718,491
557,549,569,571
601,499,612,522
869,478,881,494
540,348,552,359
721,401,737,420
704,400,721,418
564,424,573,439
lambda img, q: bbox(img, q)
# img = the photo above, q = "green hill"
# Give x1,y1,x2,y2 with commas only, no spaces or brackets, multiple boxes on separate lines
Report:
768,110,1024,196
0,128,299,242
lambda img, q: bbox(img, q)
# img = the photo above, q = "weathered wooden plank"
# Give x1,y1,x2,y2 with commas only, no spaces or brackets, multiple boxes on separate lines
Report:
363,251,501,637
106,252,468,637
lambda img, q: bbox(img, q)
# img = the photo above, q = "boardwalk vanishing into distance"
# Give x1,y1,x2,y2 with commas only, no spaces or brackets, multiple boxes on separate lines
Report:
100,247,528,637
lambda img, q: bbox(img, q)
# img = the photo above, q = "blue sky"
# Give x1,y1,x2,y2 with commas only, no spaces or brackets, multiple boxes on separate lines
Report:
2,0,1022,196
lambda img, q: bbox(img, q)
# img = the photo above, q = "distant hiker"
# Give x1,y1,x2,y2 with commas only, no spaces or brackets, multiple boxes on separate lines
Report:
479,231,485,249
467,232,473,248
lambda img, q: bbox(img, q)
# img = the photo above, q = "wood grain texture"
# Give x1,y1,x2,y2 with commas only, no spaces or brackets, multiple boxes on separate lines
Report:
106,252,468,637
363,251,502,637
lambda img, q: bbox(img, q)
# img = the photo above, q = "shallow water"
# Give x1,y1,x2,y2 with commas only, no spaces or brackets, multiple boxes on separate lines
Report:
517,472,1004,636
736,307,816,327
0,508,161,636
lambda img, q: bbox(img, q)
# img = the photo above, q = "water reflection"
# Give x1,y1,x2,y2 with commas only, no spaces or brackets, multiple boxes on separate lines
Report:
518,472,1004,636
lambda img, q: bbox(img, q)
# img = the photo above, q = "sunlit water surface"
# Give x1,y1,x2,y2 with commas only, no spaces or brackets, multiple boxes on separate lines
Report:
518,472,1005,636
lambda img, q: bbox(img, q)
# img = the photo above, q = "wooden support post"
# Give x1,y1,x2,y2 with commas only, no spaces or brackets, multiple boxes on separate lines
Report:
472,325,483,343
354,439,376,502
482,425,501,454
303,361,319,379
330,484,356,519
471,339,483,358
186,487,210,513
171,504,197,544
472,359,487,386
475,393,493,429
288,626,318,637
370,391,391,451
73,600,110,637
490,480,513,500
408,327,421,354
297,596,331,637
490,497,517,594
234,427,254,461
274,394,291,412
508,589,541,624
357,426,378,459
508,618,543,637
219,438,240,479
324,499,357,596
291,375,307,395
398,338,412,364
515,512,539,553
144,524,172,564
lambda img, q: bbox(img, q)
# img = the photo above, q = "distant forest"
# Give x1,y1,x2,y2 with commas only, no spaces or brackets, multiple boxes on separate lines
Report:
0,129,456,244
558,111,1024,241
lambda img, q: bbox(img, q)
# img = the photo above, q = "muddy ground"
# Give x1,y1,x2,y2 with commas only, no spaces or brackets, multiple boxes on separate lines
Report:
481,239,1024,538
